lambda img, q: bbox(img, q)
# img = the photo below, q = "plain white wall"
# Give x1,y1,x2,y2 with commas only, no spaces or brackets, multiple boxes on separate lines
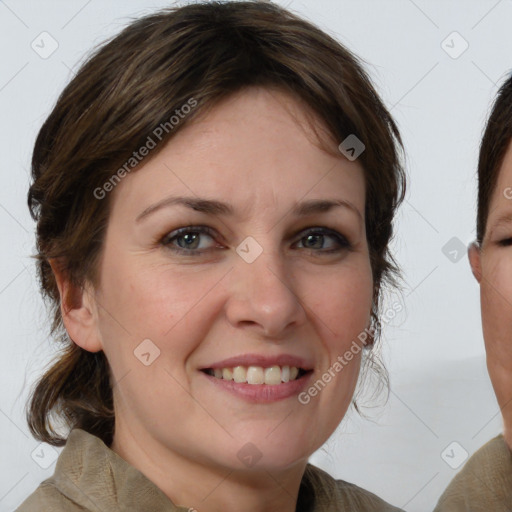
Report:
1,1,510,510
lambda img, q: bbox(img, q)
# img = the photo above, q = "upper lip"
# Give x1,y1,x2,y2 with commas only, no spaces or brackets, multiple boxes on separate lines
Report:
201,353,314,371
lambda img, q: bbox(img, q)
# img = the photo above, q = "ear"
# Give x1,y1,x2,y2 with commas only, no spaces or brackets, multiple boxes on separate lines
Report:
468,241,482,283
49,258,103,353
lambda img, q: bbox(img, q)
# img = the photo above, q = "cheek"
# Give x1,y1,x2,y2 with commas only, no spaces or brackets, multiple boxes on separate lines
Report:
308,264,373,333
97,263,222,413
481,255,512,352
100,259,220,339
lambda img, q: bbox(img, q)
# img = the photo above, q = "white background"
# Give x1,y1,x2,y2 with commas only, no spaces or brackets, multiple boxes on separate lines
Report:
1,0,511,510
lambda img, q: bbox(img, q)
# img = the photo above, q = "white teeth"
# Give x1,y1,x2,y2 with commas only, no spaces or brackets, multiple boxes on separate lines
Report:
209,365,303,384
233,366,246,383
247,366,264,384
264,366,281,385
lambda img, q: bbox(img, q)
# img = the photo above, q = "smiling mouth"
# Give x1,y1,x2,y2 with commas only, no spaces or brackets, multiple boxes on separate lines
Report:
201,365,311,385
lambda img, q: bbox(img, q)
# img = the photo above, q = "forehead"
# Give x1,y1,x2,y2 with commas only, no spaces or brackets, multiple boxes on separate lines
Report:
108,87,366,221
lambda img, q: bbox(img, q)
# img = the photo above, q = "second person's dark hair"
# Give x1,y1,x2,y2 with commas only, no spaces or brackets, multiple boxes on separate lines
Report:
476,73,512,242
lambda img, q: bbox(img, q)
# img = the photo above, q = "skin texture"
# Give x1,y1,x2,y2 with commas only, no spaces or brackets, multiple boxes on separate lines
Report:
469,140,512,453
51,87,374,512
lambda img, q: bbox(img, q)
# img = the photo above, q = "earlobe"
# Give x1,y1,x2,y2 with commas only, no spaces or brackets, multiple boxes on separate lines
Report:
468,242,482,283
49,258,103,353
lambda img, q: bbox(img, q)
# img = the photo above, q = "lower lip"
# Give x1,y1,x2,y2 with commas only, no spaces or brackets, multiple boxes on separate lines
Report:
201,371,313,403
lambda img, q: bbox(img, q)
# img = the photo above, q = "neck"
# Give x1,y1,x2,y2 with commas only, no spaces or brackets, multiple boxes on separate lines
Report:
110,421,308,512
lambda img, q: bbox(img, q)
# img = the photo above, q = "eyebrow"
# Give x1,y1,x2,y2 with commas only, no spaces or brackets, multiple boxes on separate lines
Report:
135,196,362,222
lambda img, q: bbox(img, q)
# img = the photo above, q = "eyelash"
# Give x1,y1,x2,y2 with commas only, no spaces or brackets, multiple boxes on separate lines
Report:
498,238,512,247
160,225,352,256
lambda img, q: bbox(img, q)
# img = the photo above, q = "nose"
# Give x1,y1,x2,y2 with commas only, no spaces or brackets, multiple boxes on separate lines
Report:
224,242,307,339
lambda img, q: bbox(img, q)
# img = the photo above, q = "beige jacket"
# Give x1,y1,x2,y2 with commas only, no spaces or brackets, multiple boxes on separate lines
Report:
434,434,512,511
17,429,403,511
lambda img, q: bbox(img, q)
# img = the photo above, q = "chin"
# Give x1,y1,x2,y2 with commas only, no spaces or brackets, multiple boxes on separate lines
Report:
227,430,319,472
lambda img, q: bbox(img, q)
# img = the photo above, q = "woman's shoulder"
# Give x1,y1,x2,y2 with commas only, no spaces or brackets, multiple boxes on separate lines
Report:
301,463,403,512
16,480,78,512
434,434,512,512
16,429,185,512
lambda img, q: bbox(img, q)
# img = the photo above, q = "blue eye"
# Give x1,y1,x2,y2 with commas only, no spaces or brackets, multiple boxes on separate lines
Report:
295,227,351,253
161,226,218,252
161,226,352,255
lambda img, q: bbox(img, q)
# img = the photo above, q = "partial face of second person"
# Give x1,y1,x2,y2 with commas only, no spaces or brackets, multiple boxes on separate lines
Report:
470,140,512,447
60,87,373,486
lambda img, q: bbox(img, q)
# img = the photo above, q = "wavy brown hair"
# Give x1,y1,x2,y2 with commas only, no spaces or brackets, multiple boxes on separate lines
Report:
27,1,406,447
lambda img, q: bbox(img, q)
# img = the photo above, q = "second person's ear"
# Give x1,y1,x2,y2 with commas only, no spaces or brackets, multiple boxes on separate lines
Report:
468,241,482,283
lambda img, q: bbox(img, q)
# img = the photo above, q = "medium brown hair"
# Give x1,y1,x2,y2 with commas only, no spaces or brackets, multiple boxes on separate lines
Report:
27,1,405,446
476,73,512,242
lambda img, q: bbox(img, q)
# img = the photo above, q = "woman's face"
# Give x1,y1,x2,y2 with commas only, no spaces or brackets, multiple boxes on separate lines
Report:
469,140,512,440
79,87,373,473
